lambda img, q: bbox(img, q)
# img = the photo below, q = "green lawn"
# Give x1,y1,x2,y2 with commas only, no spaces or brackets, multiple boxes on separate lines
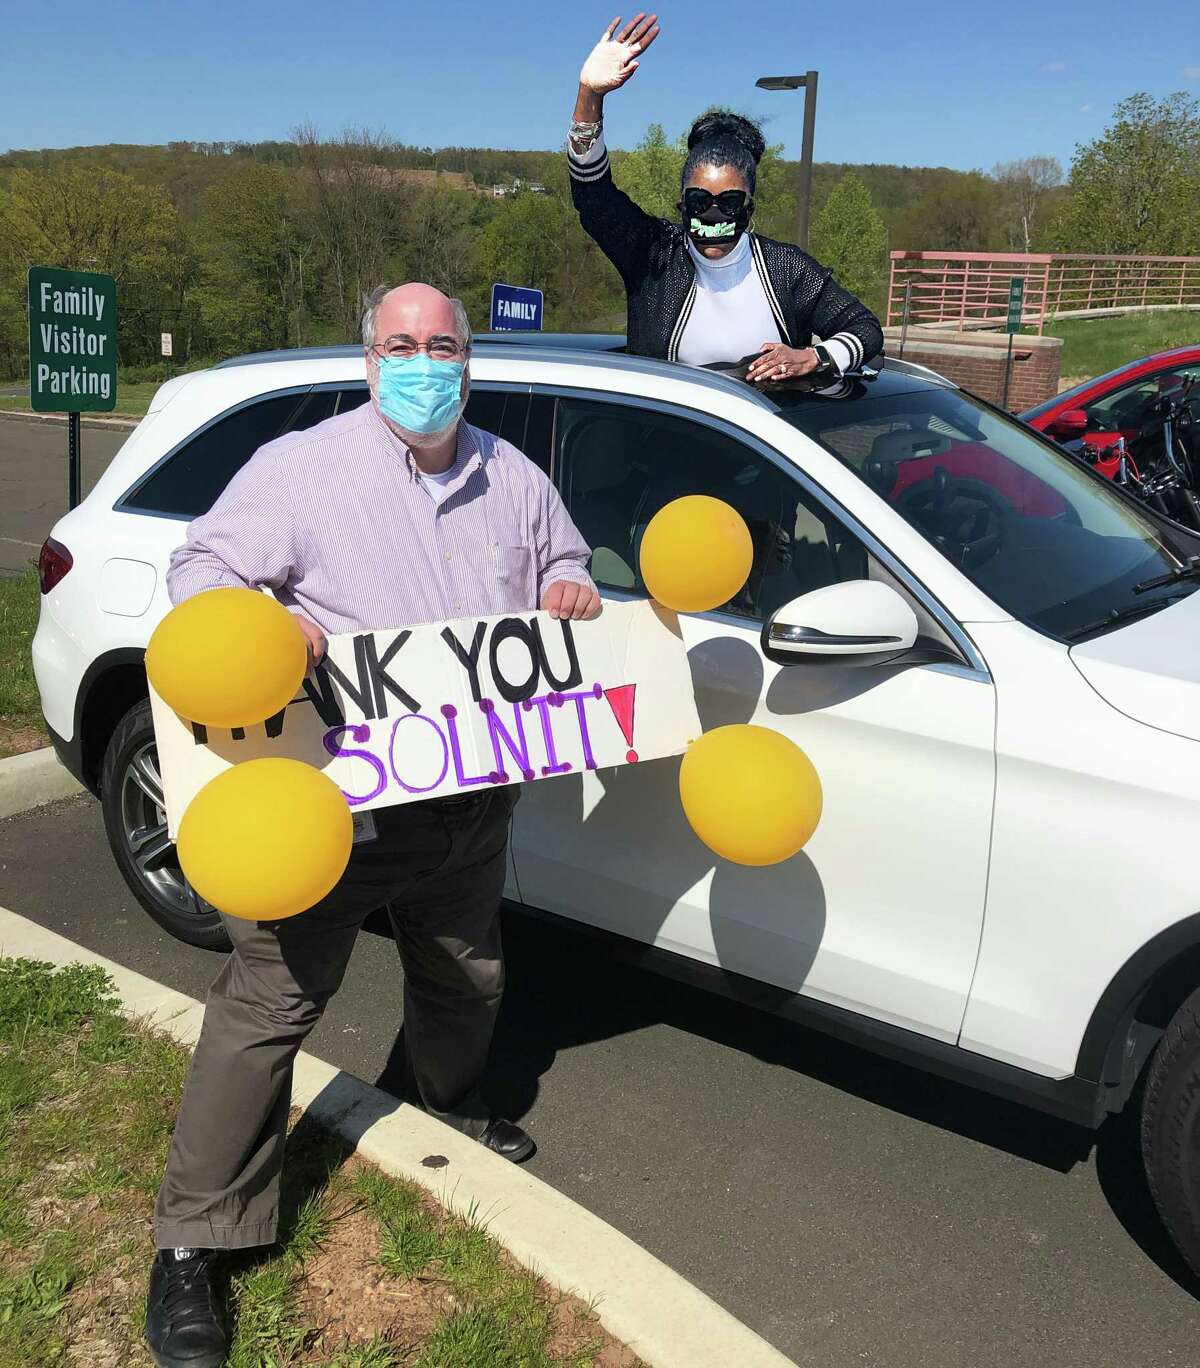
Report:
0,957,634,1368
1035,309,1200,382
0,570,44,758
0,380,161,418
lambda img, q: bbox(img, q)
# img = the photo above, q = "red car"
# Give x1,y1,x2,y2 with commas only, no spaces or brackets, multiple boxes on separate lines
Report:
1021,344,1200,480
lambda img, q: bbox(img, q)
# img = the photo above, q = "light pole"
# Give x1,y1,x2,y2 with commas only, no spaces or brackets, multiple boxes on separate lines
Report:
755,71,818,251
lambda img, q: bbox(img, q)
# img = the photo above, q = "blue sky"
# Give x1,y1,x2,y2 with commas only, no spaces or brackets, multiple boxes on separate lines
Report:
2,0,1198,171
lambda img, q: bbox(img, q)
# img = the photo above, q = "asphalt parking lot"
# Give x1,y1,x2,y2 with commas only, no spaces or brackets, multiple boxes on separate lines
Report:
0,415,129,574
2,793,1198,1367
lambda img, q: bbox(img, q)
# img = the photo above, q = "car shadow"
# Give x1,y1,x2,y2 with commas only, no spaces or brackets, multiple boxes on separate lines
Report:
487,907,1198,1300
365,635,1198,1300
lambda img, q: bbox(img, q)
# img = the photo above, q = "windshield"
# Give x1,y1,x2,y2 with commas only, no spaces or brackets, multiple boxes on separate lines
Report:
1019,359,1145,421
777,382,1199,641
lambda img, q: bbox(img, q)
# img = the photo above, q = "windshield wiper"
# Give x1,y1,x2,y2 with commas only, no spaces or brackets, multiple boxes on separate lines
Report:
1065,594,1184,642
1133,556,1200,594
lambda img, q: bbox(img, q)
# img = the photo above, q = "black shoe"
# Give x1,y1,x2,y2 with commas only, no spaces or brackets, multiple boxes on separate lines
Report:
145,1247,229,1368
479,1118,536,1163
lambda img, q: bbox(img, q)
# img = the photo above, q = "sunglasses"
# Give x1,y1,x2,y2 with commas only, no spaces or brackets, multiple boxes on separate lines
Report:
682,188,753,217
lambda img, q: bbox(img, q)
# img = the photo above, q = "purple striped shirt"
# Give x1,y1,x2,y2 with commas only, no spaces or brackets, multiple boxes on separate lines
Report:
166,402,596,632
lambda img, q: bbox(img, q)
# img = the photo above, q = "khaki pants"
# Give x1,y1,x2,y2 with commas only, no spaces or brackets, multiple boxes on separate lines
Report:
154,788,514,1251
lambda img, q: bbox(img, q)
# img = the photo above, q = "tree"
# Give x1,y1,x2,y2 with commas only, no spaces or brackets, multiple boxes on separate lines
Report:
190,162,316,356
294,124,402,340
808,172,888,306
470,179,620,333
0,166,186,369
1049,92,1200,254
893,170,1002,251
748,144,797,245
397,183,484,304
993,156,1063,252
612,123,684,219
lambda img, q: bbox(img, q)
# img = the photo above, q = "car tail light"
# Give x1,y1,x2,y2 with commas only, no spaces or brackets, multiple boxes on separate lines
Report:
38,537,74,594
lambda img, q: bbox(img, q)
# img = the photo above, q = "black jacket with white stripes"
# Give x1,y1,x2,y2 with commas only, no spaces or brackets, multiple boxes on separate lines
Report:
568,143,884,368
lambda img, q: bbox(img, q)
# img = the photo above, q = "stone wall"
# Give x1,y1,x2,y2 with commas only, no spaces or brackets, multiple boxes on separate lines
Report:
880,327,1062,410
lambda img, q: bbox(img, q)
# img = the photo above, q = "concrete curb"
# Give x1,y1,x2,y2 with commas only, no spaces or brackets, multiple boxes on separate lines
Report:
0,904,796,1368
0,747,85,820
0,408,139,431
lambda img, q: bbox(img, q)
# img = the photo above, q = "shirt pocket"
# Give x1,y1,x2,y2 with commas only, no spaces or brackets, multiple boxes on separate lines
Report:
490,543,535,601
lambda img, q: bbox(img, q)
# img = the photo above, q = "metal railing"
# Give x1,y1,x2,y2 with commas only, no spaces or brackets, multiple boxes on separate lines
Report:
887,251,1200,333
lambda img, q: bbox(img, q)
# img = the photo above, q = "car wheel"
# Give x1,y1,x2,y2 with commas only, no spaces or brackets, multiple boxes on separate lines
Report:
1141,984,1200,1278
100,698,231,952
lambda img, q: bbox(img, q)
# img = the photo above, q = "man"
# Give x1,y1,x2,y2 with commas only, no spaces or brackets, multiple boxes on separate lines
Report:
146,282,601,1368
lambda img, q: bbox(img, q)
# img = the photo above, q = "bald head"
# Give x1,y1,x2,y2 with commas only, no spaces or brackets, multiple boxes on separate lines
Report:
373,284,456,346
361,282,471,353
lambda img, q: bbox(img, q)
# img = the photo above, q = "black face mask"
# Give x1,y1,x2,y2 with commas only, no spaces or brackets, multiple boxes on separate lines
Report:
680,188,753,248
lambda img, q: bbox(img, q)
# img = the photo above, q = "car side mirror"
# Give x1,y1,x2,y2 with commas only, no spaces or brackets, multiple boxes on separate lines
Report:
761,581,919,668
1048,408,1089,437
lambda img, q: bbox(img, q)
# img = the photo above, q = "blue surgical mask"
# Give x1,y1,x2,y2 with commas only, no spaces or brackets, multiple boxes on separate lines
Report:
375,354,465,434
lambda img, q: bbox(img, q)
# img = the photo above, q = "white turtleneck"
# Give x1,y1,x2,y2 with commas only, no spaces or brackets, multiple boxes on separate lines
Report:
676,233,781,367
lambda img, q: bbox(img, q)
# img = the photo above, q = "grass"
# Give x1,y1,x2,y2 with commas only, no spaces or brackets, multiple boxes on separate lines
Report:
0,380,160,418
1031,308,1200,382
0,569,44,758
0,957,637,1368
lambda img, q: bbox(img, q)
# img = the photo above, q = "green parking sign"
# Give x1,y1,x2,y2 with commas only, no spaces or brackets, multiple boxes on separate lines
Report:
27,266,117,413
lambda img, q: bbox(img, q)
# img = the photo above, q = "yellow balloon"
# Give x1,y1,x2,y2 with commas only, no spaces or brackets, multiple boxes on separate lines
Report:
177,759,353,921
639,496,754,613
679,724,822,867
146,587,307,728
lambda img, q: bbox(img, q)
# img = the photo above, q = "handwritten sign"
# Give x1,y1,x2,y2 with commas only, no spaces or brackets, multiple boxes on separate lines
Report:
150,599,701,837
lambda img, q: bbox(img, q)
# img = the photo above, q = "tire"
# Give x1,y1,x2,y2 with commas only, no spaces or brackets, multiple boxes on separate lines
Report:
100,698,231,952
1141,985,1200,1279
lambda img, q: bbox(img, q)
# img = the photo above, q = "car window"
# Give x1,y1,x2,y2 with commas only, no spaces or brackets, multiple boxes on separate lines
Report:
556,397,868,623
463,388,530,453
123,389,326,518
125,384,541,521
781,384,1198,641
1084,364,1200,432
523,394,554,475
334,386,369,415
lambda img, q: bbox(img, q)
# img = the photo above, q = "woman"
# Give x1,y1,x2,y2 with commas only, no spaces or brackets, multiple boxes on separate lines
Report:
567,15,883,384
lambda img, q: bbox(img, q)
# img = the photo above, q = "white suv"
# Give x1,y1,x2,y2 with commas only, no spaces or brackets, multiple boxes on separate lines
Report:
32,338,1200,1278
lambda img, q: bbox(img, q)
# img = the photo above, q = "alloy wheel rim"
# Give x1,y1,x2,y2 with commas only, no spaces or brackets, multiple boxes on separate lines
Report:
120,741,212,921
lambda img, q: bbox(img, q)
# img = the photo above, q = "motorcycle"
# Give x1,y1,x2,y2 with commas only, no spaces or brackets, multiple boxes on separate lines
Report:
1076,374,1200,532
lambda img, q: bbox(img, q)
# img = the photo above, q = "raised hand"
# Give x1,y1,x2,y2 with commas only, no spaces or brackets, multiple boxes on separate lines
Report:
579,13,660,94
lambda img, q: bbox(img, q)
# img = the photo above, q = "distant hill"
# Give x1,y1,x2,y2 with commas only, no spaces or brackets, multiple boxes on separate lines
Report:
0,139,979,231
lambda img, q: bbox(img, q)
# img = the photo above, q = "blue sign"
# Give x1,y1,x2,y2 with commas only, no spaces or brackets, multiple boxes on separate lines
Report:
491,283,543,332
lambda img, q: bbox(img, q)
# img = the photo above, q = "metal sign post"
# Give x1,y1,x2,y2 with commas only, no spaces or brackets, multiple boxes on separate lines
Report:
1002,275,1025,410
899,281,913,360
27,265,118,509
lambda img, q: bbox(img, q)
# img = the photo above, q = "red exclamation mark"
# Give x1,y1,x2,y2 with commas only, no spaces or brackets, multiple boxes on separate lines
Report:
604,684,638,763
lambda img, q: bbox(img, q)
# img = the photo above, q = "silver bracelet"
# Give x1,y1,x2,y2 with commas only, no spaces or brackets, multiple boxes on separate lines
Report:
568,119,603,152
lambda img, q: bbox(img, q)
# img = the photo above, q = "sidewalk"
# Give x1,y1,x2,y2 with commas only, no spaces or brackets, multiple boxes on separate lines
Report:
0,407,140,431
0,891,797,1368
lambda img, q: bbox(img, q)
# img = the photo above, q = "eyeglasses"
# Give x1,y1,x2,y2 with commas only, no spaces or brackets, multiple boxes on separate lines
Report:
682,188,752,217
370,335,468,362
